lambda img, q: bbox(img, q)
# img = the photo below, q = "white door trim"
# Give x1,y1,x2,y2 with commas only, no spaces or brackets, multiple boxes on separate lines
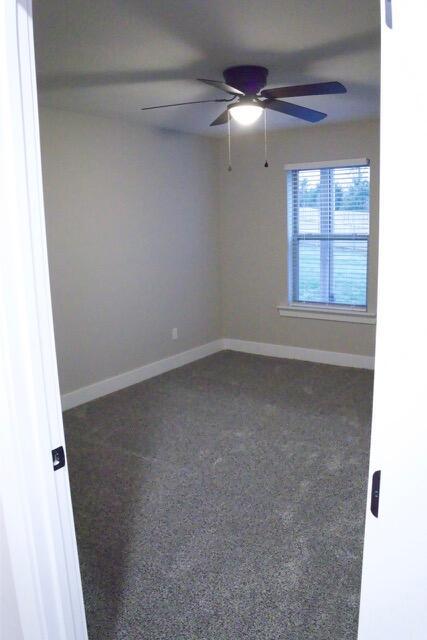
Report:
0,1,87,638
357,1,427,638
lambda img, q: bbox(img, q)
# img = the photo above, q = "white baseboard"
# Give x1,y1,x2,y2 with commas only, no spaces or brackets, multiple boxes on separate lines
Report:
61,339,224,411
61,337,374,410
223,338,375,370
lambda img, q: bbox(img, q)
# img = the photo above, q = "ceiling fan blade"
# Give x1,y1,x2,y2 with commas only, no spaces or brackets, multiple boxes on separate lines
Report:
141,98,230,111
264,98,327,122
198,78,244,96
210,109,230,126
261,81,346,99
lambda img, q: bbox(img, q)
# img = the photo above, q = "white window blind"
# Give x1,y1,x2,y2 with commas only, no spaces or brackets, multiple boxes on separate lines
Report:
287,162,370,309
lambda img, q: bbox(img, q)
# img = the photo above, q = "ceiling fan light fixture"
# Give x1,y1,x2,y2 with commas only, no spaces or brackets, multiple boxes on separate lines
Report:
229,103,263,126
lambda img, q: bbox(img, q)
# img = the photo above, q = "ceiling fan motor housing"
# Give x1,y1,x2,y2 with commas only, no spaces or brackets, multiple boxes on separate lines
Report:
223,66,268,95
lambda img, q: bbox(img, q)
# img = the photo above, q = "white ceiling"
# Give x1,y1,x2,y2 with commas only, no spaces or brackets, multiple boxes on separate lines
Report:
33,0,380,137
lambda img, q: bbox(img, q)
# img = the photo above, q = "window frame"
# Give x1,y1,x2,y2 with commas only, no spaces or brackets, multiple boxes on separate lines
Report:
283,159,373,321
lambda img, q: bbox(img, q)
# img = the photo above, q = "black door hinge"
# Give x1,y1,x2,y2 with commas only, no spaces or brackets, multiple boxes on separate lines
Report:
370,470,381,517
52,446,66,471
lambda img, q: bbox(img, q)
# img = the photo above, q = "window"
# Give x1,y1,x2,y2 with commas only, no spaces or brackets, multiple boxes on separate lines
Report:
287,161,370,310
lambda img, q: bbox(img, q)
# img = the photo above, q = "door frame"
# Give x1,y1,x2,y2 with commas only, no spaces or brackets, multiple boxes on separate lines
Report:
357,1,427,638
0,1,87,638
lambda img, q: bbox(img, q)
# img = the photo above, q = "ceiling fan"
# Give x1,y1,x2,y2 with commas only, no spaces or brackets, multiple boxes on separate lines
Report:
141,65,346,126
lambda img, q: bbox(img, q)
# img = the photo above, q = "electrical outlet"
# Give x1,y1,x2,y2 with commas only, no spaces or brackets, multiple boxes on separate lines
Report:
172,328,178,340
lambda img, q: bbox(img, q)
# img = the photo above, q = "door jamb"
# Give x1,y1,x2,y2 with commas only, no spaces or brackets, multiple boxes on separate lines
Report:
0,1,87,638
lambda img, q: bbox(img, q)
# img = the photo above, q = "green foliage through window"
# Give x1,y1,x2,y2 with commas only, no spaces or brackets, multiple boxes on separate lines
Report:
288,164,370,308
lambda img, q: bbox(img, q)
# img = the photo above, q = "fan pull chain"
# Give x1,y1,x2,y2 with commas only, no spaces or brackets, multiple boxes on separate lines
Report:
227,111,232,172
264,108,269,168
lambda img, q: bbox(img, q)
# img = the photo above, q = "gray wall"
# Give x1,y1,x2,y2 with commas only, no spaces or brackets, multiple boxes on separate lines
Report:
40,108,220,394
217,119,379,356
40,113,379,396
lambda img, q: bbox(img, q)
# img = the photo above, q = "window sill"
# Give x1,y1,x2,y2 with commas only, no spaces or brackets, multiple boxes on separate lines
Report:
277,304,376,324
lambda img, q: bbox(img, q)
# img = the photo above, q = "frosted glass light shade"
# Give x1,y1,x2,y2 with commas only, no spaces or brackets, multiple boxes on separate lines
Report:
229,104,263,125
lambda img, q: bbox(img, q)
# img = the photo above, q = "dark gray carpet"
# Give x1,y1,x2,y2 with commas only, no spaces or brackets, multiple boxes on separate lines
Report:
63,350,373,640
